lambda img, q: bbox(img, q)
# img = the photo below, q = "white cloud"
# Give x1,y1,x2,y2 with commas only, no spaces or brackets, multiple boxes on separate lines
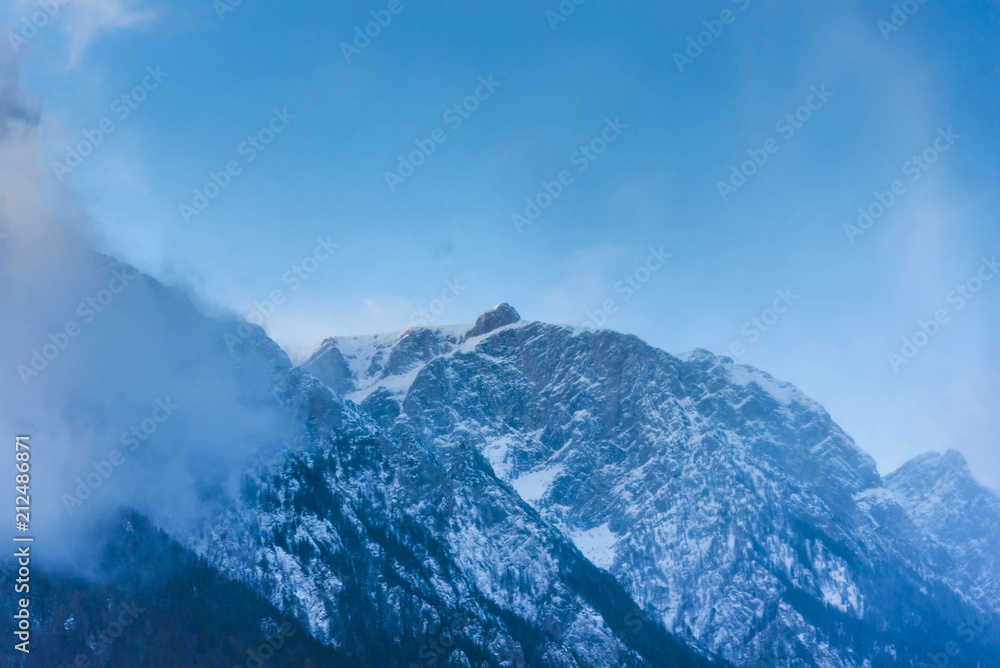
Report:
9,0,156,66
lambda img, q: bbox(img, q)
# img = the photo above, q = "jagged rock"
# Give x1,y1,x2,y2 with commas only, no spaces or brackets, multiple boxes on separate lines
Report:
302,306,1000,667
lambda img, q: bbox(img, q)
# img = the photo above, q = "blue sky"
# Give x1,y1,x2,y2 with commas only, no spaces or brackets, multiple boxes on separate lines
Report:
7,0,1000,485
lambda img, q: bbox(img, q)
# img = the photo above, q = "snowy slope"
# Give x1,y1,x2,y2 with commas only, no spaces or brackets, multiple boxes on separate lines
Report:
302,304,1000,667
194,308,719,667
885,450,1000,616
28,258,718,667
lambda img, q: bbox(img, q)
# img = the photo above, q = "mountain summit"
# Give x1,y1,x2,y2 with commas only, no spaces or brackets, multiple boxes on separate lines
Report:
300,307,1000,666
467,302,522,338
12,266,997,666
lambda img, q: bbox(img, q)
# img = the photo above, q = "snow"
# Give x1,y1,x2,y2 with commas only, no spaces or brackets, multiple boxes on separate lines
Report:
726,363,810,408
676,348,823,412
456,318,531,351
286,309,994,667
322,331,398,379
571,524,617,569
511,464,564,502
482,434,516,480
348,365,421,403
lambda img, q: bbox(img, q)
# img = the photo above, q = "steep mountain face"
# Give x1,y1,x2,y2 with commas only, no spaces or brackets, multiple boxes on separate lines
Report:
198,330,719,667
7,257,717,667
13,250,998,668
302,304,1000,667
885,450,1000,616
0,511,353,668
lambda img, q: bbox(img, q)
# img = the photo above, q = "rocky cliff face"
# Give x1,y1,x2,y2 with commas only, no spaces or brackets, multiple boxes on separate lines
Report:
8,257,717,667
884,450,1000,617
15,270,998,667
302,304,1000,667
190,306,719,667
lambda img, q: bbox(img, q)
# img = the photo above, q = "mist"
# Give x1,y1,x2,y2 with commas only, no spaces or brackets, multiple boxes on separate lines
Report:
0,55,300,575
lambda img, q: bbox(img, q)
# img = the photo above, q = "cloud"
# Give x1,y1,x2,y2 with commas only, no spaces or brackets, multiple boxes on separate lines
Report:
64,0,156,65
0,42,298,575
7,0,156,66
0,55,39,140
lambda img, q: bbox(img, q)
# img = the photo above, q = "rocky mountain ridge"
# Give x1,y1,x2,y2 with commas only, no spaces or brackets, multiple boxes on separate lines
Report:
301,303,1000,667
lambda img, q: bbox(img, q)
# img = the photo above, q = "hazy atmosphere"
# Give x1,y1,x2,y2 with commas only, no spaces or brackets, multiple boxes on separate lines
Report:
5,0,997,488
3,2,1000,667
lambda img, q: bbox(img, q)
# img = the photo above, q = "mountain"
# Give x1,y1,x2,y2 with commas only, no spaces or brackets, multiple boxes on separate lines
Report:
884,450,1000,617
6,250,997,667
302,303,1000,667
2,255,719,667
0,511,352,668
196,321,720,667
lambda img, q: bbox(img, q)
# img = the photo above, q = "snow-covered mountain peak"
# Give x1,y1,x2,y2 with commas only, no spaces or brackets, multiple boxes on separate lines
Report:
674,347,716,362
303,309,878,488
287,306,1000,666
885,449,1000,618
886,448,999,518
677,347,825,414
465,302,522,339
19,259,1000,667
892,448,976,484
302,305,530,404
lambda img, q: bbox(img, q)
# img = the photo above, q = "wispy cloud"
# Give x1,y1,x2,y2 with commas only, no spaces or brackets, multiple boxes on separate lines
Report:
66,0,156,65
0,36,296,574
0,55,39,140
8,0,156,66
